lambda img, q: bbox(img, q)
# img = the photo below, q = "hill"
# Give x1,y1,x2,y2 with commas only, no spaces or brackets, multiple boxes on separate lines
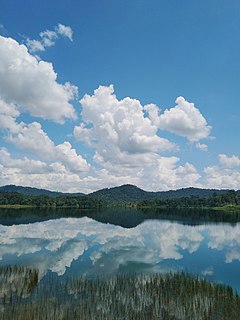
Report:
0,185,84,198
155,187,230,199
89,184,151,203
89,184,232,203
0,184,238,204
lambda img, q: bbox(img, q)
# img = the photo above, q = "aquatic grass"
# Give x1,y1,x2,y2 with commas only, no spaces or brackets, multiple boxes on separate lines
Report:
0,267,239,319
0,265,38,304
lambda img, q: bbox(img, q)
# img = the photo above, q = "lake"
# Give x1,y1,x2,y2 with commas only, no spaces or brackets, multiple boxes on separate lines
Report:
0,207,239,292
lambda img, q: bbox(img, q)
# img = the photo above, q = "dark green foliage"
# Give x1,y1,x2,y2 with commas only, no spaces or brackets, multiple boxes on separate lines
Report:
0,192,107,208
0,269,239,320
1,183,237,204
89,184,233,203
0,186,240,209
138,190,240,209
90,184,151,203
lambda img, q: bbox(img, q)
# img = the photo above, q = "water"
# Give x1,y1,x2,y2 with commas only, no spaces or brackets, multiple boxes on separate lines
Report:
0,207,240,291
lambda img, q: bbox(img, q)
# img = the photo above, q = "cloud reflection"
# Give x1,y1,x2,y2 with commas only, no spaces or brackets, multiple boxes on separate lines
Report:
0,218,239,278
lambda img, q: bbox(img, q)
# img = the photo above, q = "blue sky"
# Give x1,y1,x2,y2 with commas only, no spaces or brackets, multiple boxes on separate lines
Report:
0,0,240,192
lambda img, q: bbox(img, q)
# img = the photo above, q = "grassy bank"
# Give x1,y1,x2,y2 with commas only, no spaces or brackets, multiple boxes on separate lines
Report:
213,204,240,211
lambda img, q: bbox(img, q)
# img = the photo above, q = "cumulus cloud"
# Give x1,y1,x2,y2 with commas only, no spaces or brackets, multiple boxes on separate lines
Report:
204,166,240,189
0,104,89,188
0,35,77,123
219,154,240,168
0,33,213,192
0,144,90,192
75,85,176,156
6,121,89,173
0,148,48,174
145,96,211,142
0,166,84,193
73,85,201,192
0,34,93,191
0,141,88,192
204,154,240,189
0,98,19,132
26,23,73,53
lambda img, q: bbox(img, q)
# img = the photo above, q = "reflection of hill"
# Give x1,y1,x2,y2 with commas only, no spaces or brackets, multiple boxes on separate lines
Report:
1,207,240,228
0,207,146,228
0,266,38,303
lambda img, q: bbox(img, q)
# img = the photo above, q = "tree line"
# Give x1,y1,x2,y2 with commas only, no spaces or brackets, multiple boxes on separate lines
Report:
0,190,240,209
137,190,240,209
0,192,107,208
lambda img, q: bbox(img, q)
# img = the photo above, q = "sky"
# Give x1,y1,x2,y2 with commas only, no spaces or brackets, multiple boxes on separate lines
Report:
1,0,240,193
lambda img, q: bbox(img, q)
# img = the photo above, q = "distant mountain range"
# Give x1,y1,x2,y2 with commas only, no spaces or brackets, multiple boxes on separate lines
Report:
89,184,233,203
0,184,237,202
0,185,84,198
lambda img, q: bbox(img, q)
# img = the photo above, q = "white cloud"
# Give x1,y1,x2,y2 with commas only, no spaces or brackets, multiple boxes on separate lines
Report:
145,96,211,142
0,131,89,191
0,148,48,174
195,142,208,152
55,141,90,173
0,102,89,188
219,154,240,168
0,32,214,192
26,23,73,53
0,35,77,123
0,144,91,192
0,98,19,132
75,85,176,157
56,23,73,41
204,154,240,189
0,34,92,191
25,39,45,52
73,85,201,192
6,121,89,173
0,157,84,193
7,122,55,157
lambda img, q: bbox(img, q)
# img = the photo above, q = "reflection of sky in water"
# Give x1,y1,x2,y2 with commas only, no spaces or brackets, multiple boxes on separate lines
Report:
0,218,240,290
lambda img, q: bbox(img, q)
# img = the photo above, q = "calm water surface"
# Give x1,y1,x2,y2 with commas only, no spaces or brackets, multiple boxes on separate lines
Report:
0,208,240,291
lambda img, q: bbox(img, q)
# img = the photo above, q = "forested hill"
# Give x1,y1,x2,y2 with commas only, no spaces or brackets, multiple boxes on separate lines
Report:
0,184,240,208
89,184,151,203
0,185,84,198
0,184,237,202
89,184,233,203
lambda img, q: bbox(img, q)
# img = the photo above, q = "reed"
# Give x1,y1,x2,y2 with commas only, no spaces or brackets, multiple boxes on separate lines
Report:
0,267,239,320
